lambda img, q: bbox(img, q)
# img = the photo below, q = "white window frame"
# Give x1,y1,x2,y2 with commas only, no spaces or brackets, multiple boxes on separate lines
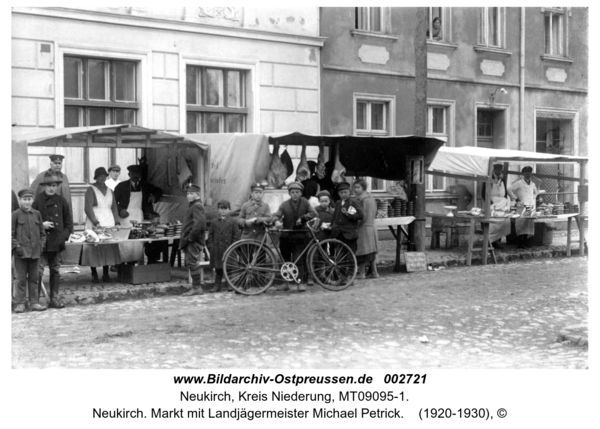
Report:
543,7,568,57
426,99,455,193
479,7,506,48
355,7,391,33
181,56,258,133
427,7,451,42
353,93,396,193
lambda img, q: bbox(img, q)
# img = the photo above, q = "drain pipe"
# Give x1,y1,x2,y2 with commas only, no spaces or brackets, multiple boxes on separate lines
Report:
519,7,525,151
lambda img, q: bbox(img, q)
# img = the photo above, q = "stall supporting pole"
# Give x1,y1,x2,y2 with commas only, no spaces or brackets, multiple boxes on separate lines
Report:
578,161,587,256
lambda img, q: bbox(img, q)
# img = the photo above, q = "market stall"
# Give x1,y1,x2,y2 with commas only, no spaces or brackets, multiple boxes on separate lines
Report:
427,146,588,264
12,124,212,283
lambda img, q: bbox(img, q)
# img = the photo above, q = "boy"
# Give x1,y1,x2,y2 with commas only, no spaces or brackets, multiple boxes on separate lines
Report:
207,199,240,292
314,190,334,242
272,182,317,291
12,188,47,313
330,181,364,253
32,174,73,309
237,183,272,241
180,184,206,296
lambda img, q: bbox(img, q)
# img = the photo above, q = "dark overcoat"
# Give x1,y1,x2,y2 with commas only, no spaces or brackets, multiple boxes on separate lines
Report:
179,199,206,249
207,216,241,269
331,197,364,241
12,208,46,259
32,192,73,252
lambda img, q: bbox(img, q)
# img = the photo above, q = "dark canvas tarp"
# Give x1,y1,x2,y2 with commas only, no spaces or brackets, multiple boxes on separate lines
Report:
268,133,445,181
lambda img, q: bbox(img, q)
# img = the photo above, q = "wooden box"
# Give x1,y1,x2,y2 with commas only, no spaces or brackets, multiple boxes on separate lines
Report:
120,263,171,285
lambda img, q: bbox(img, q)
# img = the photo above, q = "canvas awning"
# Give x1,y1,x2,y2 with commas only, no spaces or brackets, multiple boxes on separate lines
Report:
268,132,446,181
428,146,588,180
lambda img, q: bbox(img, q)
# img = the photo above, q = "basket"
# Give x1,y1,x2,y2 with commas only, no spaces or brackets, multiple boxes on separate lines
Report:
104,226,132,241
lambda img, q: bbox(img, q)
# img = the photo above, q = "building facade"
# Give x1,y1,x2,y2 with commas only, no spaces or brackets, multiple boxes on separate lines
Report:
12,7,323,225
320,7,588,209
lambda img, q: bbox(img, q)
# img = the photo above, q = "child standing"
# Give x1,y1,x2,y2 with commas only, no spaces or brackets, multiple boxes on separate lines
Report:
12,188,47,313
314,190,334,242
207,200,241,292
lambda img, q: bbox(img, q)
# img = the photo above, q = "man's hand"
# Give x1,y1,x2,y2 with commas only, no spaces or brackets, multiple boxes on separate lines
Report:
295,218,303,226
148,195,156,204
43,221,54,229
274,221,283,228
119,209,129,218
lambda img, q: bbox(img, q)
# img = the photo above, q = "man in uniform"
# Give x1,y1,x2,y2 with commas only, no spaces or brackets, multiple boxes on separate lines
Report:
106,164,122,191
114,165,163,263
508,166,538,248
31,154,72,212
237,183,272,241
180,184,206,296
32,174,73,309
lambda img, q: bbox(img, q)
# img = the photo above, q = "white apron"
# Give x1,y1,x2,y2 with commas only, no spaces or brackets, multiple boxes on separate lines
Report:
81,186,121,266
488,181,511,243
118,189,144,262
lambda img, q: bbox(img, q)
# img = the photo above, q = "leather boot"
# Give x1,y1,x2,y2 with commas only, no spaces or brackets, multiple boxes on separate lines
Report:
183,273,203,296
210,272,222,293
91,267,99,283
49,273,64,308
102,266,112,282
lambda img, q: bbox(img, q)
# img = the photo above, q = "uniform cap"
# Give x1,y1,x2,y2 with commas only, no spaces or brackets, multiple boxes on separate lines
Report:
316,190,331,199
186,184,201,193
336,181,351,191
217,199,231,209
127,164,142,173
521,166,533,173
288,182,304,192
18,188,35,198
250,183,264,191
493,163,503,170
49,154,65,162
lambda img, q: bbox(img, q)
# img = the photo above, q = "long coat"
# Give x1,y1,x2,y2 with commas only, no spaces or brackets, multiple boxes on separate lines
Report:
12,208,46,259
331,197,364,241
179,199,206,249
32,192,73,252
207,216,241,269
356,192,379,256
113,179,163,217
30,169,72,211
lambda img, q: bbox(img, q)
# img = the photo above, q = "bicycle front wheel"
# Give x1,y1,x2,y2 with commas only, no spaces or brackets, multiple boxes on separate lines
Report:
308,239,357,291
223,240,278,295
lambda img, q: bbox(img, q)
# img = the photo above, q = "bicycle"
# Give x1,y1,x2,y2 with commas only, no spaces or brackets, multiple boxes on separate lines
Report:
222,218,357,295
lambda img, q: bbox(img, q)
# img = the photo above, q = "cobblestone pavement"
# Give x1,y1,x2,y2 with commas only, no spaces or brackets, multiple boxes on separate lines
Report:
12,258,588,369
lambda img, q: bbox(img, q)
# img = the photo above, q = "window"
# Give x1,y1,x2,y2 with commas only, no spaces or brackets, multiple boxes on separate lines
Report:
426,106,448,192
544,8,566,56
186,66,247,133
354,95,394,192
64,56,138,127
427,7,445,42
479,7,503,47
355,7,383,32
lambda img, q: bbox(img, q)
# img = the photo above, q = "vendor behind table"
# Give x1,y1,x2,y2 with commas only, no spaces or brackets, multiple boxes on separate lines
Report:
481,163,511,249
507,166,538,248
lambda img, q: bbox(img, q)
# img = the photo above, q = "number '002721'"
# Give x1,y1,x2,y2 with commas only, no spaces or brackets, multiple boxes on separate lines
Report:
384,374,426,384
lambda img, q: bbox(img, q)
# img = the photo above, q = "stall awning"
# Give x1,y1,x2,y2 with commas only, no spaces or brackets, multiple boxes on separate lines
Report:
268,132,445,181
428,146,588,179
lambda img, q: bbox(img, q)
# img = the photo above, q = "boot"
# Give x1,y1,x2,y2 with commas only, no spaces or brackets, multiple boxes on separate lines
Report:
49,273,64,308
210,272,222,293
102,266,112,283
91,267,99,283
183,272,203,296
297,283,306,292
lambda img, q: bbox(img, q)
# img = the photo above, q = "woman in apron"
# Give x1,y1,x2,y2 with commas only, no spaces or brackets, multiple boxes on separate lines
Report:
81,167,122,282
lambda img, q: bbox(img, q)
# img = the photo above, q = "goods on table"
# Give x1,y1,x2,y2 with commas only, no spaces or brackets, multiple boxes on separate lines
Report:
83,229,100,243
295,143,310,182
69,232,86,243
267,141,288,189
376,199,389,218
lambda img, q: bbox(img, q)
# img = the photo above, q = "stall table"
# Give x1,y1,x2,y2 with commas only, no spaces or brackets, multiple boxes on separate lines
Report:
375,216,415,272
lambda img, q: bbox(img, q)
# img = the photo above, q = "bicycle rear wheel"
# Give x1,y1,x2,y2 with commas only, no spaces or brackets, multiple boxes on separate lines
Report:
308,239,357,291
223,240,277,295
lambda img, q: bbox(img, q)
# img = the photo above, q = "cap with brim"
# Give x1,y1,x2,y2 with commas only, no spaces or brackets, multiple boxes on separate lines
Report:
41,174,63,185
492,163,503,169
336,182,350,191
18,188,35,198
316,190,331,199
217,199,231,209
186,184,201,193
127,165,142,173
288,182,304,192
250,183,264,191
521,166,533,173
49,154,65,162
108,164,121,172
94,167,109,180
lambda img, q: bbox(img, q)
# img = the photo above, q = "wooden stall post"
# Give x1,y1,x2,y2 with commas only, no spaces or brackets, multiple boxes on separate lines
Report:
481,159,495,265
578,160,587,256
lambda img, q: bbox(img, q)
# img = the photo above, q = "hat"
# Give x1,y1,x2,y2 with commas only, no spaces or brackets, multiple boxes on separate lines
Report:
492,163,503,170
127,164,142,173
94,167,109,180
336,181,350,191
41,174,63,185
217,199,231,209
49,154,65,162
186,184,201,193
288,182,304,192
108,164,121,172
316,190,331,200
18,188,35,198
250,183,264,191
521,166,533,173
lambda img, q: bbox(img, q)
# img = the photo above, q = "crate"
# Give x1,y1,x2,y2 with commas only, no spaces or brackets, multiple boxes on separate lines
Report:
120,263,171,285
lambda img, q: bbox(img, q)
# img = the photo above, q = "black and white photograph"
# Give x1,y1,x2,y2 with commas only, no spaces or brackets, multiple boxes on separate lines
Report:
6,5,595,427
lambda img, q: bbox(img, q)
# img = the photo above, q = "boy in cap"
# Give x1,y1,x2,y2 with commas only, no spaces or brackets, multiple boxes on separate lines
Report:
106,165,122,191
330,181,364,253
30,154,72,212
32,174,73,309
12,188,47,313
180,184,207,296
272,181,317,291
207,199,241,292
237,183,272,241
315,190,334,242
